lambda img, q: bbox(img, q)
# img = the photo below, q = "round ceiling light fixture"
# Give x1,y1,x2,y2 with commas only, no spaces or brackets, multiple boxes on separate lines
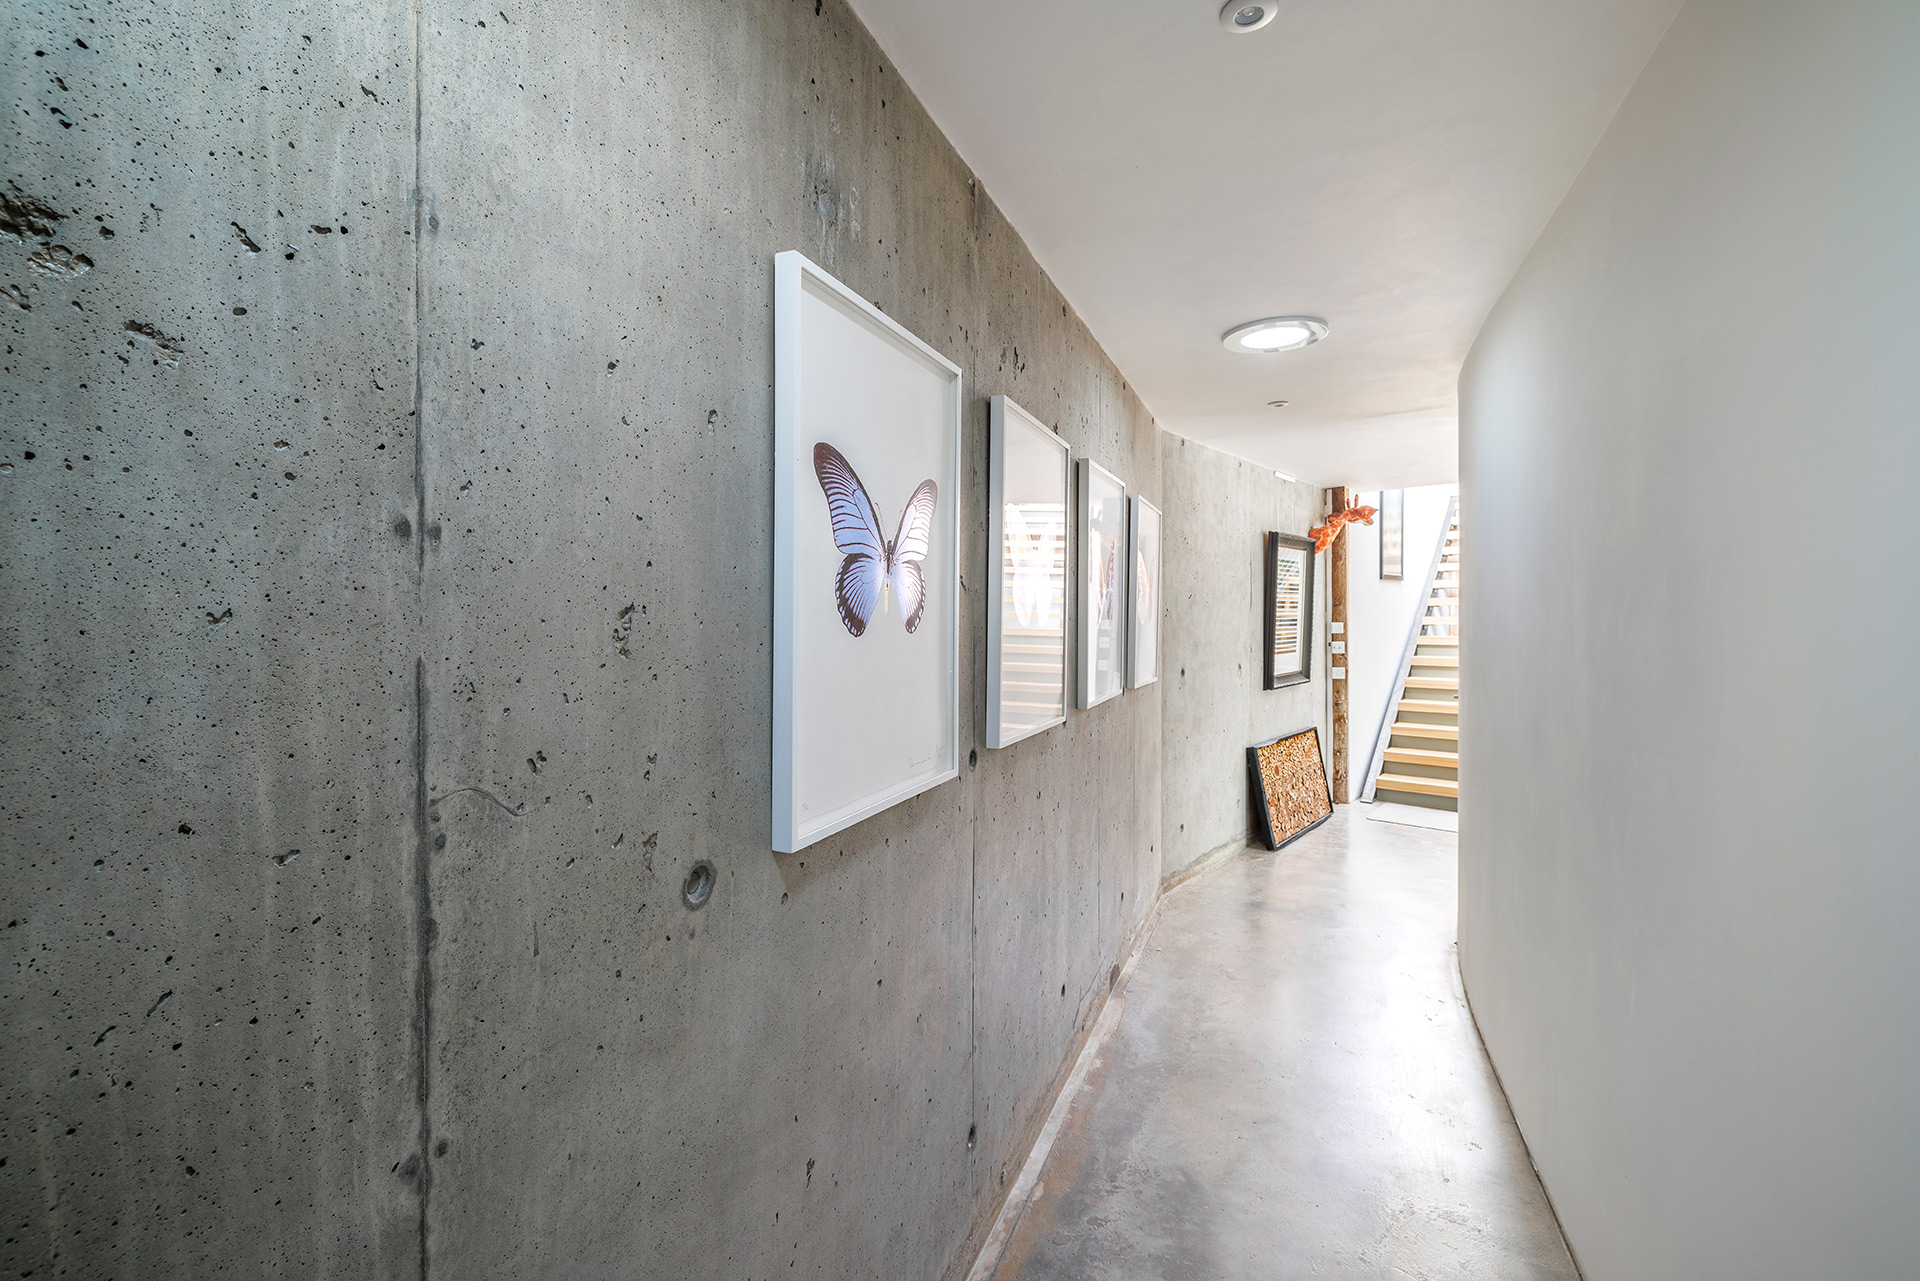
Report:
1219,1,1277,33
1267,399,1291,408
1223,316,1328,354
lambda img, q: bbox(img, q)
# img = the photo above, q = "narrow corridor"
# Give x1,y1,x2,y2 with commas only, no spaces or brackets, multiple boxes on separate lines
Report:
988,808,1578,1280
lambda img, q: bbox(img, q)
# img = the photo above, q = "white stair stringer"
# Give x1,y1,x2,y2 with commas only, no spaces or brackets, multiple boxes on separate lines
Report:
1361,496,1460,810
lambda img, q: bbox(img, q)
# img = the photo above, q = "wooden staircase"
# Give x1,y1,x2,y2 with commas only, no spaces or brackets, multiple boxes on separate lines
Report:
1363,498,1460,810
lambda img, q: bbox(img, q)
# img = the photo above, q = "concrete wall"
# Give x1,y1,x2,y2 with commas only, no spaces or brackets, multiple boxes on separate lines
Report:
1160,436,1328,876
0,3,1170,1277
1346,484,1455,788
1458,0,1920,1276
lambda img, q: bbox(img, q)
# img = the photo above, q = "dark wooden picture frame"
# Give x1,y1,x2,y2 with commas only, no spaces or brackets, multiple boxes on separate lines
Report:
1263,531,1315,690
1247,726,1335,851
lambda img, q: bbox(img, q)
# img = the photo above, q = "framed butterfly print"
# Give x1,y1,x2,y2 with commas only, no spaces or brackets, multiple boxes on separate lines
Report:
1126,495,1161,689
772,251,963,854
987,396,1071,749
1076,458,1127,709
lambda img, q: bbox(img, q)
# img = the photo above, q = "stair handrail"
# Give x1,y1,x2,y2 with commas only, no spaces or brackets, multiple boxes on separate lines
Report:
1360,493,1459,802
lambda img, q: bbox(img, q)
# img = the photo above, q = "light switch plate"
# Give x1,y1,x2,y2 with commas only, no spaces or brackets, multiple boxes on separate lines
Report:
1331,641,1346,655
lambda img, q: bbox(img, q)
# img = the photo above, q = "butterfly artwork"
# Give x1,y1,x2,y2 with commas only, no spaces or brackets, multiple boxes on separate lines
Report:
1005,505,1057,630
773,251,963,854
812,442,938,638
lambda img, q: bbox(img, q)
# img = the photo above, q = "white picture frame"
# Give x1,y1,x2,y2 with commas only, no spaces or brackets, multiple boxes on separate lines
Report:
1379,487,1405,580
1076,458,1127,709
987,396,1071,749
1126,495,1161,689
773,251,963,854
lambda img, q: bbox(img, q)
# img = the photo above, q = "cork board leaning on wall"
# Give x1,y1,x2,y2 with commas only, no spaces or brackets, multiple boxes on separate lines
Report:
1248,727,1334,851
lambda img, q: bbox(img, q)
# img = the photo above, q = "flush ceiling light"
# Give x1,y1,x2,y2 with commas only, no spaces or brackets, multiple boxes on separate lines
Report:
1220,1,1277,33
1223,316,1328,354
1268,399,1290,408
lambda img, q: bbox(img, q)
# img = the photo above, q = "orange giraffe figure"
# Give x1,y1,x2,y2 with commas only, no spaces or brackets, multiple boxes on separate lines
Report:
1308,505,1377,554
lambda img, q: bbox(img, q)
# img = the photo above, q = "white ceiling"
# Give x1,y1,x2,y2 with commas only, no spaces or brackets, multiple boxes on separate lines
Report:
848,0,1683,489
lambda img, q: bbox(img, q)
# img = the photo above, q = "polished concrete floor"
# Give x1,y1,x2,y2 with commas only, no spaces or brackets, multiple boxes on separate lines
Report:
990,806,1578,1280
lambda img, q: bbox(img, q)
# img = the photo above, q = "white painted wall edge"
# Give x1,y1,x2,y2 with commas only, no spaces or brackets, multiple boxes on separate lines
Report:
1455,958,1587,1280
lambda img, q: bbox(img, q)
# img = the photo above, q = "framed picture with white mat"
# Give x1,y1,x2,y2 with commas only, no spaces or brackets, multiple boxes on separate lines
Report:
1077,459,1127,709
772,251,962,854
987,396,1071,749
1126,495,1161,689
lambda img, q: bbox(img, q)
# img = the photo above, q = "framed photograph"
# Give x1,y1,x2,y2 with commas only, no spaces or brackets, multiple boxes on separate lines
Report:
1379,488,1404,580
1076,458,1127,709
1126,495,1161,689
1246,727,1334,851
1263,531,1315,690
773,250,962,854
987,396,1071,749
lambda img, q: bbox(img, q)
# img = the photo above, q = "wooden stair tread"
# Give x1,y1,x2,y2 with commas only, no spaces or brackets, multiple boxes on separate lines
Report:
1375,773,1460,798
1365,494,1462,811
1397,699,1459,715
1385,746,1459,767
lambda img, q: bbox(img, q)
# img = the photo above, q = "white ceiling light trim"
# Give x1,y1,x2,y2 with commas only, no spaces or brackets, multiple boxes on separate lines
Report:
1218,2,1277,34
1223,316,1329,354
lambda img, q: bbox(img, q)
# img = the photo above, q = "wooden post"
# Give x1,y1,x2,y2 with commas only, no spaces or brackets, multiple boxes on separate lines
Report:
1327,486,1350,804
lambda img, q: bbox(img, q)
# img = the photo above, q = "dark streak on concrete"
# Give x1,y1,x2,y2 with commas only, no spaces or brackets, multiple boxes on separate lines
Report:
411,658,434,1281
412,0,428,582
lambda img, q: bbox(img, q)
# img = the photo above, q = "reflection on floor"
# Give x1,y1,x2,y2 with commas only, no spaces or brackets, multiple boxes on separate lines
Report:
1365,799,1460,833
986,806,1578,1280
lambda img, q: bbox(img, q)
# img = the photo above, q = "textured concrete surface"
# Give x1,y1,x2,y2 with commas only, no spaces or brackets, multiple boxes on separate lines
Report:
1160,436,1326,877
1,6,424,1277
0,3,1189,1277
993,807,1579,1280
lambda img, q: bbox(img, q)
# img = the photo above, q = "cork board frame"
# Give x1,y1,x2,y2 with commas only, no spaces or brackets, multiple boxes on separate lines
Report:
1247,727,1334,851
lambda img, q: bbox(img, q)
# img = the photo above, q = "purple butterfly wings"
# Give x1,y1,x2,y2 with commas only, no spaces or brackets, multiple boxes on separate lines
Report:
813,442,938,637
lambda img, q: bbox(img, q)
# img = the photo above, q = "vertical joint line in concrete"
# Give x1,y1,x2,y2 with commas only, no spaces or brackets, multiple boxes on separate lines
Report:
411,0,427,581
411,658,434,1281
409,3,431,1271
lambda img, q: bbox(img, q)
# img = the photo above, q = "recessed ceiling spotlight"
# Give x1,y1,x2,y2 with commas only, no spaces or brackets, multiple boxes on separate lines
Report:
1219,1,1277,33
1268,399,1290,408
1223,316,1328,354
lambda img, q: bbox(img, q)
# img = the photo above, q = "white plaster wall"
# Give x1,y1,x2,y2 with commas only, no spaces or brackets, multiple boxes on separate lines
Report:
1457,1,1920,1277
1346,485,1456,789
